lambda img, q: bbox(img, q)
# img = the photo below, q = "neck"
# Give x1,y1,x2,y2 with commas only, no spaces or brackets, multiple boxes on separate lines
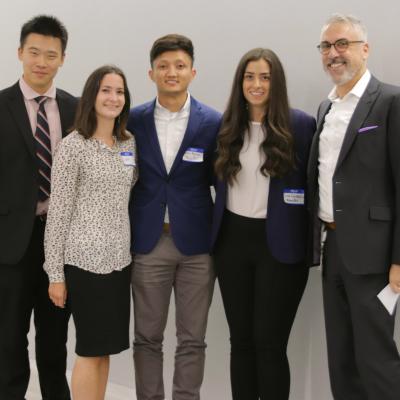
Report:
93,118,115,141
23,75,52,95
158,92,188,112
249,106,265,123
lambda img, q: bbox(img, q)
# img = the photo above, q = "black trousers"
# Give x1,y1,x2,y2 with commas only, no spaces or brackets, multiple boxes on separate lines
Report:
213,210,309,400
323,229,400,400
0,217,71,400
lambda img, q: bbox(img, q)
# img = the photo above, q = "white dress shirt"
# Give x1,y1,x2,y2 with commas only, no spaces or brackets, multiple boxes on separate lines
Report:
227,122,270,218
318,70,371,222
154,93,191,222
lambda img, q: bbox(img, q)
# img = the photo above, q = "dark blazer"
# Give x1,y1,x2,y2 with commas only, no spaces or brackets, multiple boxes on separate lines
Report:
127,96,222,255
307,76,400,274
0,82,77,265
211,108,315,264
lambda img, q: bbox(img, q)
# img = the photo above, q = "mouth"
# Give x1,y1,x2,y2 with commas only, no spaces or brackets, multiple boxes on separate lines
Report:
249,91,265,97
327,58,347,70
165,80,178,85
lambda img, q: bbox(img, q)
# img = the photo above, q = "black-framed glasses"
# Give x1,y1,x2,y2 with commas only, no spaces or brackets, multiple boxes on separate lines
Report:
317,39,364,54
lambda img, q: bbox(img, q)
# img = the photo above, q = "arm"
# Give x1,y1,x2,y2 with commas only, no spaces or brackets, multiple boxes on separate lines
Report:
43,135,81,305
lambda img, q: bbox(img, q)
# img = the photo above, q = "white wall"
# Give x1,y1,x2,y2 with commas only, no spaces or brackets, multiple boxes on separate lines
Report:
2,0,399,398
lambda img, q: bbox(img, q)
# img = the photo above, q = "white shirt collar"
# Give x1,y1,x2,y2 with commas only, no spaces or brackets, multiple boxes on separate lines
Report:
155,93,191,118
328,69,371,102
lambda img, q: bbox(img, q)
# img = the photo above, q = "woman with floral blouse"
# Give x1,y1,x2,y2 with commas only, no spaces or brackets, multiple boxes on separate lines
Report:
44,65,138,400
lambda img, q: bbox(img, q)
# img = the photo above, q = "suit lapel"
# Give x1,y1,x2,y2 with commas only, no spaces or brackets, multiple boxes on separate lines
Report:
169,97,203,176
143,100,168,175
335,76,380,171
56,90,73,137
308,100,331,181
7,83,36,160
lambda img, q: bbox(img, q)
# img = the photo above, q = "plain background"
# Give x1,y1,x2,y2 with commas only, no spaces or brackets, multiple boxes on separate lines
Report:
2,1,400,399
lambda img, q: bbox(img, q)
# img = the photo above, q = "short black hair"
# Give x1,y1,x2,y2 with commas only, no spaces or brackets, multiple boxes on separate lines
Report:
20,15,68,54
150,34,194,66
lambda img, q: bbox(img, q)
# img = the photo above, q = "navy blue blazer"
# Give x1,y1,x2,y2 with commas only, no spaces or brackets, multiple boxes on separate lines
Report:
210,109,315,264
127,96,222,255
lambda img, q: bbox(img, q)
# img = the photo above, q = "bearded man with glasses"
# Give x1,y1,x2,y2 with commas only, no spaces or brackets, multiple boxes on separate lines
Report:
308,13,400,400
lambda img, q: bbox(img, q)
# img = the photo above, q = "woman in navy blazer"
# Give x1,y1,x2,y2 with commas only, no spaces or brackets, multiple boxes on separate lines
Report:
211,48,315,400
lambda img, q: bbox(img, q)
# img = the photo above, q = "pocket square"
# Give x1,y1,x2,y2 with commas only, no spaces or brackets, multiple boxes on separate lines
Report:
358,125,378,133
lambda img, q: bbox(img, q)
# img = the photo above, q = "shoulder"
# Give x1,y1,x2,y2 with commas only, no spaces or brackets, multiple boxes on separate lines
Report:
0,82,21,102
57,130,86,154
56,88,78,104
192,97,222,121
119,132,136,150
130,100,154,118
290,108,316,134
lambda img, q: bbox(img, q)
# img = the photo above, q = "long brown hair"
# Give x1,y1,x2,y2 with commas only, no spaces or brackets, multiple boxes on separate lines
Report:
215,48,294,184
73,65,131,141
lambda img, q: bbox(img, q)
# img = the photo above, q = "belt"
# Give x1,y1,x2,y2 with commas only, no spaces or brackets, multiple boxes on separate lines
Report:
324,221,336,230
162,223,171,233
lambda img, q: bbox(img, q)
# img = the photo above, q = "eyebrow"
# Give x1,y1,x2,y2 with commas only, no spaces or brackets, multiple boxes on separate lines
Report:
244,71,271,75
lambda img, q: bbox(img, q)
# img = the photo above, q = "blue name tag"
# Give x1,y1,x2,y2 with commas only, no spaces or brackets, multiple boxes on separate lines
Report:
183,147,204,162
120,151,135,166
283,189,304,205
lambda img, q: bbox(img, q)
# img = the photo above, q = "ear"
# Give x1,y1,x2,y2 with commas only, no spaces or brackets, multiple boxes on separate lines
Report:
17,47,23,61
148,69,155,82
362,42,369,60
191,68,197,80
60,52,65,67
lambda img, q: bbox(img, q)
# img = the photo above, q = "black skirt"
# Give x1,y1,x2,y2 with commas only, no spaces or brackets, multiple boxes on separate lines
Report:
65,264,131,357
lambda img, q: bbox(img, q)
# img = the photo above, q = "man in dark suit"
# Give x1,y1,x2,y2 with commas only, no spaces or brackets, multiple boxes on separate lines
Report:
0,15,77,400
308,13,400,399
127,34,221,400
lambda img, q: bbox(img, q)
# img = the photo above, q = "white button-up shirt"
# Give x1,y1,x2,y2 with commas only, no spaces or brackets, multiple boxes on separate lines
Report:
318,70,371,222
154,93,191,222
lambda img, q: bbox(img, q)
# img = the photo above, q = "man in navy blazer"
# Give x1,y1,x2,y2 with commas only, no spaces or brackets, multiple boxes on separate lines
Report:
127,34,221,400
0,16,76,400
308,14,400,399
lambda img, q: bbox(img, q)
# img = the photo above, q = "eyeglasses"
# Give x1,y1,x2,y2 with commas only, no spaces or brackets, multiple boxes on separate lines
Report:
317,39,364,54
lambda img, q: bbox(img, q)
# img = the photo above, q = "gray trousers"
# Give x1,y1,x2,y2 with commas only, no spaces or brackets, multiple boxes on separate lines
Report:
132,233,215,400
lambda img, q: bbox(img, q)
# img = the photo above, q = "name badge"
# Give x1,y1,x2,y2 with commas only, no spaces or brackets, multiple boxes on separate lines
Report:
120,151,135,167
283,189,304,205
183,147,204,163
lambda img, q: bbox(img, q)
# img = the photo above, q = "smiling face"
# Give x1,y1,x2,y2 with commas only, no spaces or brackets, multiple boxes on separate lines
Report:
242,58,270,120
321,22,369,95
149,50,196,98
18,33,65,94
95,73,125,122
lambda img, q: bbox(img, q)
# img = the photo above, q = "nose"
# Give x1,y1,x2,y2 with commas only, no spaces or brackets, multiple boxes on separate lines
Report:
36,54,47,67
166,66,177,76
253,77,262,87
326,44,340,58
109,91,118,101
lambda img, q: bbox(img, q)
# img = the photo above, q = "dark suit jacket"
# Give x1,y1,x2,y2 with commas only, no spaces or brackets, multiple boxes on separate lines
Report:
0,82,77,265
210,108,315,264
308,76,400,274
127,96,222,255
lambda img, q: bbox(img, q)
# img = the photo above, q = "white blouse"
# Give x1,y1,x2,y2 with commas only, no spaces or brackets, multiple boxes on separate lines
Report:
227,122,270,218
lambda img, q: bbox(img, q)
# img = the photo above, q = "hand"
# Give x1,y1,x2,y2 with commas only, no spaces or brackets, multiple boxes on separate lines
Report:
49,282,67,308
389,264,400,294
